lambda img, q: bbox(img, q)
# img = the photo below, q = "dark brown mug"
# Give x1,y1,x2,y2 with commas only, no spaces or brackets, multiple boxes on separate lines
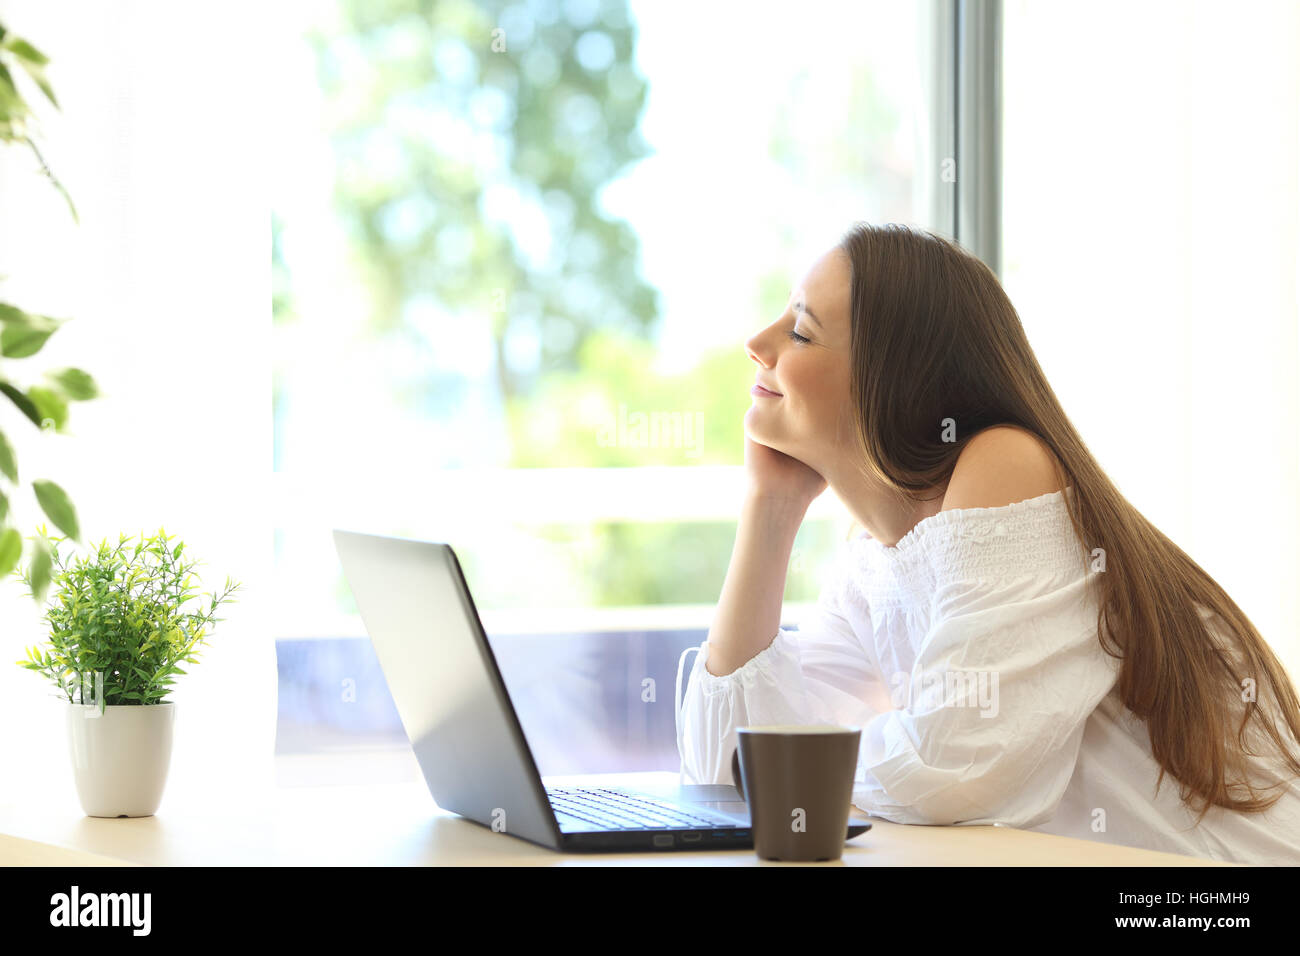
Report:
730,724,861,861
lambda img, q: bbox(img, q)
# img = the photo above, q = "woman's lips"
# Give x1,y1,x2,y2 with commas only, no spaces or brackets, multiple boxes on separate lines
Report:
751,384,782,398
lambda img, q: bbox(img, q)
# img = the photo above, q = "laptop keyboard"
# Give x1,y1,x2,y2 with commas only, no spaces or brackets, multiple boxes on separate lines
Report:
547,787,739,831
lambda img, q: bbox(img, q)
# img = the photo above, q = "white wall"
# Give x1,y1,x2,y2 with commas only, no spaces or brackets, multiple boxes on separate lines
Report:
1003,0,1300,679
0,0,274,809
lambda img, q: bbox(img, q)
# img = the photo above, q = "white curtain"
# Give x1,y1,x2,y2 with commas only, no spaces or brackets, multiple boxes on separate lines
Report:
0,0,274,810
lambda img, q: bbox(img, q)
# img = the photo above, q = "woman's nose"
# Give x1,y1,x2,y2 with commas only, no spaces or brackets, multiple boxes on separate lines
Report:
745,327,776,367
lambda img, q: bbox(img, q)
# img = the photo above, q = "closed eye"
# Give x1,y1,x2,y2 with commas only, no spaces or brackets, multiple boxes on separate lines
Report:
786,329,810,344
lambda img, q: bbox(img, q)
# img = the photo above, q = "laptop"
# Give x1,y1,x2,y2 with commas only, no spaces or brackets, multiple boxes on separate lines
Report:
332,528,873,852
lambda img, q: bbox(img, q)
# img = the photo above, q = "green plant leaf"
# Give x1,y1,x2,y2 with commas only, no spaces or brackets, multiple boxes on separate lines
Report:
32,480,78,542
0,311,61,358
2,36,50,67
0,61,23,126
0,382,42,427
0,528,20,577
0,302,29,323
2,35,57,108
0,429,13,480
27,385,67,432
29,534,52,602
44,367,98,401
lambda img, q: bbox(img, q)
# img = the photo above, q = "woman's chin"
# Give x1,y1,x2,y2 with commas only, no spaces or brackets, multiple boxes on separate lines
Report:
743,409,782,448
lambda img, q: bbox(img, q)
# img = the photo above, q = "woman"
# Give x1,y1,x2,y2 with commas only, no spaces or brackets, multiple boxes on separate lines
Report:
675,222,1300,865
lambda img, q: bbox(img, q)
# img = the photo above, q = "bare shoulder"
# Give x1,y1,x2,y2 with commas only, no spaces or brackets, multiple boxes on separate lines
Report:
939,425,1066,513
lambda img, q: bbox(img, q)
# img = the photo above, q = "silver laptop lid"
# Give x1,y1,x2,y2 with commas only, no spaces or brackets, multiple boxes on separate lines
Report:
331,529,560,848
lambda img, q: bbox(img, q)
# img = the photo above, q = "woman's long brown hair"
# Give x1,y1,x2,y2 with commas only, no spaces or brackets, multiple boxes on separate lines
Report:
837,221,1300,822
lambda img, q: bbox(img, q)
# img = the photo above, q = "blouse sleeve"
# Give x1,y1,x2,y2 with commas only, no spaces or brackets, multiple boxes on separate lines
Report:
853,567,1121,827
675,550,892,785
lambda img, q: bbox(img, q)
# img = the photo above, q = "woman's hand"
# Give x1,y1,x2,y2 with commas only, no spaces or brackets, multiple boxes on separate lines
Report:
743,435,827,508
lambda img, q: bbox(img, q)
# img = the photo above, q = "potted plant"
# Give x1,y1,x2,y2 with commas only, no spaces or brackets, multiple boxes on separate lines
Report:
12,525,242,817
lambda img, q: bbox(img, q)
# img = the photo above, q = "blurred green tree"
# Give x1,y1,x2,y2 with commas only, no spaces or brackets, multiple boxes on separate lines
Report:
312,0,660,445
283,0,911,608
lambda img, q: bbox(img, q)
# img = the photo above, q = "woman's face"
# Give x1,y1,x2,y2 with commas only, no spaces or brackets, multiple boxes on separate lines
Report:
743,246,855,470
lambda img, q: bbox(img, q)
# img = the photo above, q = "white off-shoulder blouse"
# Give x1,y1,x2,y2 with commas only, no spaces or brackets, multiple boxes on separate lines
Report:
675,488,1300,865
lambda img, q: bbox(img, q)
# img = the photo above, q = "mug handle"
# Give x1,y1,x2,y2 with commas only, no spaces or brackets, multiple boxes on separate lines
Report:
730,746,745,801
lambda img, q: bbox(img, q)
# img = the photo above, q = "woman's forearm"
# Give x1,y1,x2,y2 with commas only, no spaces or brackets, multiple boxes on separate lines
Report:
703,492,808,676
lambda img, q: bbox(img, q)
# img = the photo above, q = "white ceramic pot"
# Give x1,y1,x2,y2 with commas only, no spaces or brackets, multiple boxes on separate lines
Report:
65,701,175,817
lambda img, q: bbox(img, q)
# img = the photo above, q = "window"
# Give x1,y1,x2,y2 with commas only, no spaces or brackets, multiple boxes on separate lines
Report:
269,0,929,775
